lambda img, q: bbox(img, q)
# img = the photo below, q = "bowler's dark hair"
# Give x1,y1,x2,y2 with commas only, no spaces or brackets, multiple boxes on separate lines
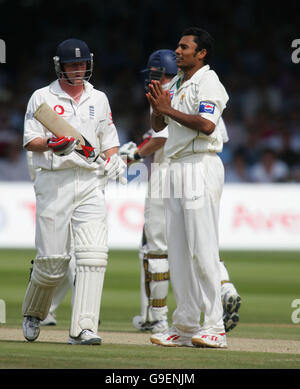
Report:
182,27,214,64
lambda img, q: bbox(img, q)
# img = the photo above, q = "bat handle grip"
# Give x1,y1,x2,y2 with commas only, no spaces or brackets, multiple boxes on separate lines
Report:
94,154,106,167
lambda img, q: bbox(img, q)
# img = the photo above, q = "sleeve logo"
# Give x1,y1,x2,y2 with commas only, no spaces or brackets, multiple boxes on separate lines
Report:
199,101,215,114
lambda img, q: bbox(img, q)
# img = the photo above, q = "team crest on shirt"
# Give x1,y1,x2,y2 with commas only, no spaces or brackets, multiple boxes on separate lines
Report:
89,105,95,119
199,101,215,114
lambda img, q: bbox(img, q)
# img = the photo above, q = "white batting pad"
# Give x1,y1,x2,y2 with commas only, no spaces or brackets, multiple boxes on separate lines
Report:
138,248,148,322
22,255,71,320
70,222,108,337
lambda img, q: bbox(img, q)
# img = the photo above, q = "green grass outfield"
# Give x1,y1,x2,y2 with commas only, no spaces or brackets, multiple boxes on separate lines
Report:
0,249,300,370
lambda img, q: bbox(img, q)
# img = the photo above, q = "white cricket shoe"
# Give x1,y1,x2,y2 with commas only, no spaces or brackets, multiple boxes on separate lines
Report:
40,312,57,326
68,329,102,345
221,282,242,332
192,331,227,348
22,316,41,342
150,327,194,347
132,315,168,333
152,320,169,334
132,315,150,331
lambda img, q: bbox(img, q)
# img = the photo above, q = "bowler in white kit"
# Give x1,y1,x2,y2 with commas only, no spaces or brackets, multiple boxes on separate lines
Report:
147,27,230,348
121,48,241,338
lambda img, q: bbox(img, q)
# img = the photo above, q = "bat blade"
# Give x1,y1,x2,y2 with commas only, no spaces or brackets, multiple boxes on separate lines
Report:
33,102,127,184
34,102,96,161
34,102,83,145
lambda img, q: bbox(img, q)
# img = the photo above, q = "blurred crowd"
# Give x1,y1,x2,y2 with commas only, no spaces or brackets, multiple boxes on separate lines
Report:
0,0,299,183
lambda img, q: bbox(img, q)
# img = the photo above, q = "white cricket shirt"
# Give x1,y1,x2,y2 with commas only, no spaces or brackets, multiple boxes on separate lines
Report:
149,127,169,164
164,65,229,159
23,80,120,171
148,81,169,164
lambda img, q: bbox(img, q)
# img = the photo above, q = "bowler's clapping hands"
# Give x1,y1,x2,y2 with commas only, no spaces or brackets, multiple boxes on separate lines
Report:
146,80,171,116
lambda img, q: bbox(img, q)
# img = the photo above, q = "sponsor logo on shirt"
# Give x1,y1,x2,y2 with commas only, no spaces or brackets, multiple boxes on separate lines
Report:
169,90,174,100
199,101,215,114
53,105,65,115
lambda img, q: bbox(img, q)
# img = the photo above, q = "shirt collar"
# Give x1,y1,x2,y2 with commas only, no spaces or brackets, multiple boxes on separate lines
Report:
189,64,210,82
176,64,210,90
49,79,94,100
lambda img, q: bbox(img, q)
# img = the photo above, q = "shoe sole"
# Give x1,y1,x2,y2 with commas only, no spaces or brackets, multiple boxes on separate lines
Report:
24,334,40,342
223,294,242,333
68,339,102,345
223,295,242,314
150,337,193,347
150,338,178,347
224,311,240,332
192,338,227,349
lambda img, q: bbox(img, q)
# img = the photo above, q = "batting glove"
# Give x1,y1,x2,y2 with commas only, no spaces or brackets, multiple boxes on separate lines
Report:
119,141,143,163
104,153,127,181
47,136,79,156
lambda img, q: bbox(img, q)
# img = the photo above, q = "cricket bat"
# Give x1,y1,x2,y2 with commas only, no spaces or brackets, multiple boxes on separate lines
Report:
34,102,127,183
34,102,97,163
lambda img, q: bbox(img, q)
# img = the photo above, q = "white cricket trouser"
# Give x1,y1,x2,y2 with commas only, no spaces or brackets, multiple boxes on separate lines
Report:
143,162,168,254
164,152,225,335
34,167,107,256
143,197,167,253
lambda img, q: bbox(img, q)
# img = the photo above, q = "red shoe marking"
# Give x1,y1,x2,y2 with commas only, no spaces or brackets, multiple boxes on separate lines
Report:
167,334,179,341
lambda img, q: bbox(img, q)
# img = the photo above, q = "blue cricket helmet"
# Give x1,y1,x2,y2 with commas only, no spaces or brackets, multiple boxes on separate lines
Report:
55,38,92,63
53,38,94,84
144,49,177,76
141,49,177,91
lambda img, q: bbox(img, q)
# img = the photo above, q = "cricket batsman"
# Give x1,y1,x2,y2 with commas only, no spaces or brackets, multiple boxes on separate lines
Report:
22,38,126,345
